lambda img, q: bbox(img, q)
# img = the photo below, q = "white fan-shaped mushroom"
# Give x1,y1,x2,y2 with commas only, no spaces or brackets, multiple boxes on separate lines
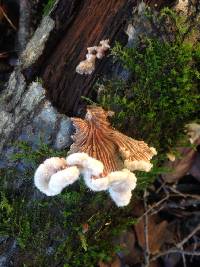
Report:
83,169,109,191
48,166,80,195
66,152,104,176
34,157,67,195
185,123,200,144
108,169,137,191
34,157,80,196
109,189,132,207
124,159,153,172
76,54,96,75
107,169,137,206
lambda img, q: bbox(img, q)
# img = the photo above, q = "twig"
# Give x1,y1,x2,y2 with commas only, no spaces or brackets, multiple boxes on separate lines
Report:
150,202,167,216
166,186,200,200
143,190,150,267
150,249,200,262
162,199,200,210
0,6,17,31
0,52,8,59
156,177,167,194
150,224,200,262
176,224,200,249
191,236,199,262
180,244,187,267
138,194,169,222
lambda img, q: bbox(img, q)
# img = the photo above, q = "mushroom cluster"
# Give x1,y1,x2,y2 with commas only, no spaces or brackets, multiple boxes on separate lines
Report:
76,40,110,75
34,106,157,207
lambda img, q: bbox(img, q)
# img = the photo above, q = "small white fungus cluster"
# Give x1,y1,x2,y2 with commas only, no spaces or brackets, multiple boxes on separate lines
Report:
185,123,200,144
175,0,188,13
34,152,138,207
76,40,110,75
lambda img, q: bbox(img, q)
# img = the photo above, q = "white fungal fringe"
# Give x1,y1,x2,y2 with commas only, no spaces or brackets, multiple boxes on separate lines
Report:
76,54,96,75
83,169,109,191
150,147,157,156
67,152,104,176
107,169,137,206
48,167,80,195
34,157,80,196
108,169,137,192
34,157,67,195
83,168,137,206
185,123,200,144
42,157,67,172
99,39,110,49
124,159,153,172
34,149,155,207
109,188,132,207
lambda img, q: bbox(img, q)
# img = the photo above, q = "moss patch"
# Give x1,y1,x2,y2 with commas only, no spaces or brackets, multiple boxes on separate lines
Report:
98,8,200,153
0,142,138,266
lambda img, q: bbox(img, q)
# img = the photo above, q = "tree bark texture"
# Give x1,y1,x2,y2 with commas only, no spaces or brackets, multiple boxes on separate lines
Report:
22,0,176,116
23,0,136,115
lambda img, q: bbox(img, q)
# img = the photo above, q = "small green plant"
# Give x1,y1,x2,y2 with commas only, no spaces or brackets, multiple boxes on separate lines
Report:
97,8,200,189
43,0,56,16
35,77,43,85
11,141,67,167
99,9,200,154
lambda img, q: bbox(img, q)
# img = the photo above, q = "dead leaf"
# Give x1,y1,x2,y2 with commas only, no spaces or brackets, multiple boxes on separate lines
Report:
82,223,89,233
116,230,136,254
162,146,197,183
135,215,169,255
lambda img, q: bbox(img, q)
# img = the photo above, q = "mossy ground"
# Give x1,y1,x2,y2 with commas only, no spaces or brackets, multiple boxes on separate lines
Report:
0,142,139,267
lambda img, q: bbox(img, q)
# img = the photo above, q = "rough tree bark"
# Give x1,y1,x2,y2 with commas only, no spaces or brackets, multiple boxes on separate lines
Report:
21,0,175,116
23,0,137,115
0,0,175,165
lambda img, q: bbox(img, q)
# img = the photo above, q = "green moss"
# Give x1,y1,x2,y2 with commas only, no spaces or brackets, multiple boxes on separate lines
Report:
0,142,137,266
43,0,56,16
97,8,199,188
98,9,200,154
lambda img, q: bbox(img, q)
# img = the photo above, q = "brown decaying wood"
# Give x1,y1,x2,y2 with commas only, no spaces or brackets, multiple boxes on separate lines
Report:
70,106,155,175
22,0,174,115
41,0,136,115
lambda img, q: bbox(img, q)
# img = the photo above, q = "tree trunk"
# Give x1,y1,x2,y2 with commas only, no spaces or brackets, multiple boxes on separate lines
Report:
22,0,175,115
23,0,136,115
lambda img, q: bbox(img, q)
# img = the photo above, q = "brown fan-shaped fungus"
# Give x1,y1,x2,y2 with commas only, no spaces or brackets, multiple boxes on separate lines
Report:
34,106,156,207
70,106,156,176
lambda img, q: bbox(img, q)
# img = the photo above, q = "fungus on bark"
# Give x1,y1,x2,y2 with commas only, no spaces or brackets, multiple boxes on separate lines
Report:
76,40,110,75
34,157,80,196
34,106,157,207
70,106,156,175
68,106,156,206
